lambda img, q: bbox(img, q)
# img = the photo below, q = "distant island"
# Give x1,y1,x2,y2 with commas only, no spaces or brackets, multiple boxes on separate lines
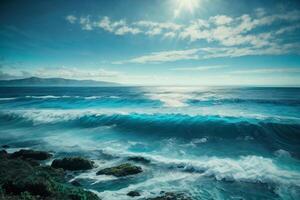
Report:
0,77,119,87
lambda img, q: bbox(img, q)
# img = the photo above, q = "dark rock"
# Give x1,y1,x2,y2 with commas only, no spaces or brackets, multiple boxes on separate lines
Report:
10,149,52,160
51,157,94,171
0,149,8,158
2,145,10,149
147,192,191,200
0,157,100,200
128,156,151,164
127,191,141,197
71,180,81,187
96,163,142,177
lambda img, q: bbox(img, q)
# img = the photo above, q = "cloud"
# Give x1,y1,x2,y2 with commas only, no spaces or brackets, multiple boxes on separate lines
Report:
118,49,200,64
210,15,233,25
66,15,77,24
229,67,300,74
115,42,300,64
65,8,300,62
66,9,300,46
172,65,227,71
79,16,93,31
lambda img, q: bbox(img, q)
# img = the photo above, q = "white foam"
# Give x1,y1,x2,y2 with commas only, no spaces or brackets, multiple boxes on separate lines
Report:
25,95,62,99
149,155,300,187
147,93,192,107
0,97,17,101
84,96,103,100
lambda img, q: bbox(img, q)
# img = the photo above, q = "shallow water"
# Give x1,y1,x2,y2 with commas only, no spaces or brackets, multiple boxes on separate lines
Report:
0,86,300,199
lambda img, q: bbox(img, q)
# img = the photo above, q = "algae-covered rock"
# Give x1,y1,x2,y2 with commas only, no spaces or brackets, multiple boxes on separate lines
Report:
0,157,100,200
10,149,52,161
51,157,94,171
127,191,141,197
147,192,191,200
96,163,142,177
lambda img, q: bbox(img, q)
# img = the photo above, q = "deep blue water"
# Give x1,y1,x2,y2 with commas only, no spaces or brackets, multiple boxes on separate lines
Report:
0,86,300,199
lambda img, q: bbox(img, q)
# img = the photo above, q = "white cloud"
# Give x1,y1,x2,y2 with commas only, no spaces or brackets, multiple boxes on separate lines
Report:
172,65,227,71
66,15,77,24
230,67,300,74
210,15,233,25
121,49,200,64
65,8,300,62
79,16,93,31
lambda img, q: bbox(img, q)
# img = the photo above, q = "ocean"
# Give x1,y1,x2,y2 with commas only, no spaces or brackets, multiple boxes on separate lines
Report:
0,86,300,199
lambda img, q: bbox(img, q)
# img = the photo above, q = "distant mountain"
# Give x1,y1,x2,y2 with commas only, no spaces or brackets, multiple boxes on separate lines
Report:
0,77,119,87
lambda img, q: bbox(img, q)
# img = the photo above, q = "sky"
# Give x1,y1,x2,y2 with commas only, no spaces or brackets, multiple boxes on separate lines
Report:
0,0,300,86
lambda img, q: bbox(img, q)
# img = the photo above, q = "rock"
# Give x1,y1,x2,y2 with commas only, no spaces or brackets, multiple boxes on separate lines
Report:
128,156,150,164
51,157,94,171
96,163,142,177
0,150,8,158
10,149,52,160
127,191,141,197
0,157,100,200
147,192,191,200
1,145,10,149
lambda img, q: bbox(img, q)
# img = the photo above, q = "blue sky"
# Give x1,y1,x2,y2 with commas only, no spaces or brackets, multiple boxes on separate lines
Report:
0,0,300,85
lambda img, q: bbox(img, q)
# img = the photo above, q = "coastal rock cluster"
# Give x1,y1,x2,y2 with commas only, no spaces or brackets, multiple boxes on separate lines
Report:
0,149,99,200
0,146,191,200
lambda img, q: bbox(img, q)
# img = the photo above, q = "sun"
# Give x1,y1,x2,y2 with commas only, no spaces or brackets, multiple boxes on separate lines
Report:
173,0,200,18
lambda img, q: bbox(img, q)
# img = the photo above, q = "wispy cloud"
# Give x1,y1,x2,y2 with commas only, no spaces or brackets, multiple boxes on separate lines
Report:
114,43,300,64
66,9,300,46
172,65,227,71
229,67,300,74
117,49,200,64
65,15,77,24
66,8,300,63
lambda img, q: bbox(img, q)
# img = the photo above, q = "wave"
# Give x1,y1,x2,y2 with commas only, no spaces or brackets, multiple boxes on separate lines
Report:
149,155,300,187
1,110,299,154
0,97,17,101
187,98,300,106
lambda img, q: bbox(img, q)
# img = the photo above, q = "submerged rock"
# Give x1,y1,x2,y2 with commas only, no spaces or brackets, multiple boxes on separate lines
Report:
128,156,151,164
96,163,142,177
0,157,100,200
147,192,191,200
127,191,141,197
10,149,52,160
51,157,94,171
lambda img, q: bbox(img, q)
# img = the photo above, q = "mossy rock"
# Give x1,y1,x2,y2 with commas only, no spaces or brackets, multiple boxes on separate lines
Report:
147,192,192,200
10,149,52,161
96,163,142,177
127,191,141,197
51,157,94,171
0,157,100,200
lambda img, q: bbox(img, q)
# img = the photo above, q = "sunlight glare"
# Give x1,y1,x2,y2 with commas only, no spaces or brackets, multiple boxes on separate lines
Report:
173,0,200,18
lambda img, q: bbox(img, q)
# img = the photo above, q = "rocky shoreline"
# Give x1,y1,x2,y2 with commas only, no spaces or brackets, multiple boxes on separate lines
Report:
0,146,191,200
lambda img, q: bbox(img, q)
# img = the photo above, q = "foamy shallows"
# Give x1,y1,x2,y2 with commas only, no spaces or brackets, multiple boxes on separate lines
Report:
0,86,300,200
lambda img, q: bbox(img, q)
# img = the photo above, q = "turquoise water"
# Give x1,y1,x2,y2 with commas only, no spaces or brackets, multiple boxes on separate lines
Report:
0,86,300,199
